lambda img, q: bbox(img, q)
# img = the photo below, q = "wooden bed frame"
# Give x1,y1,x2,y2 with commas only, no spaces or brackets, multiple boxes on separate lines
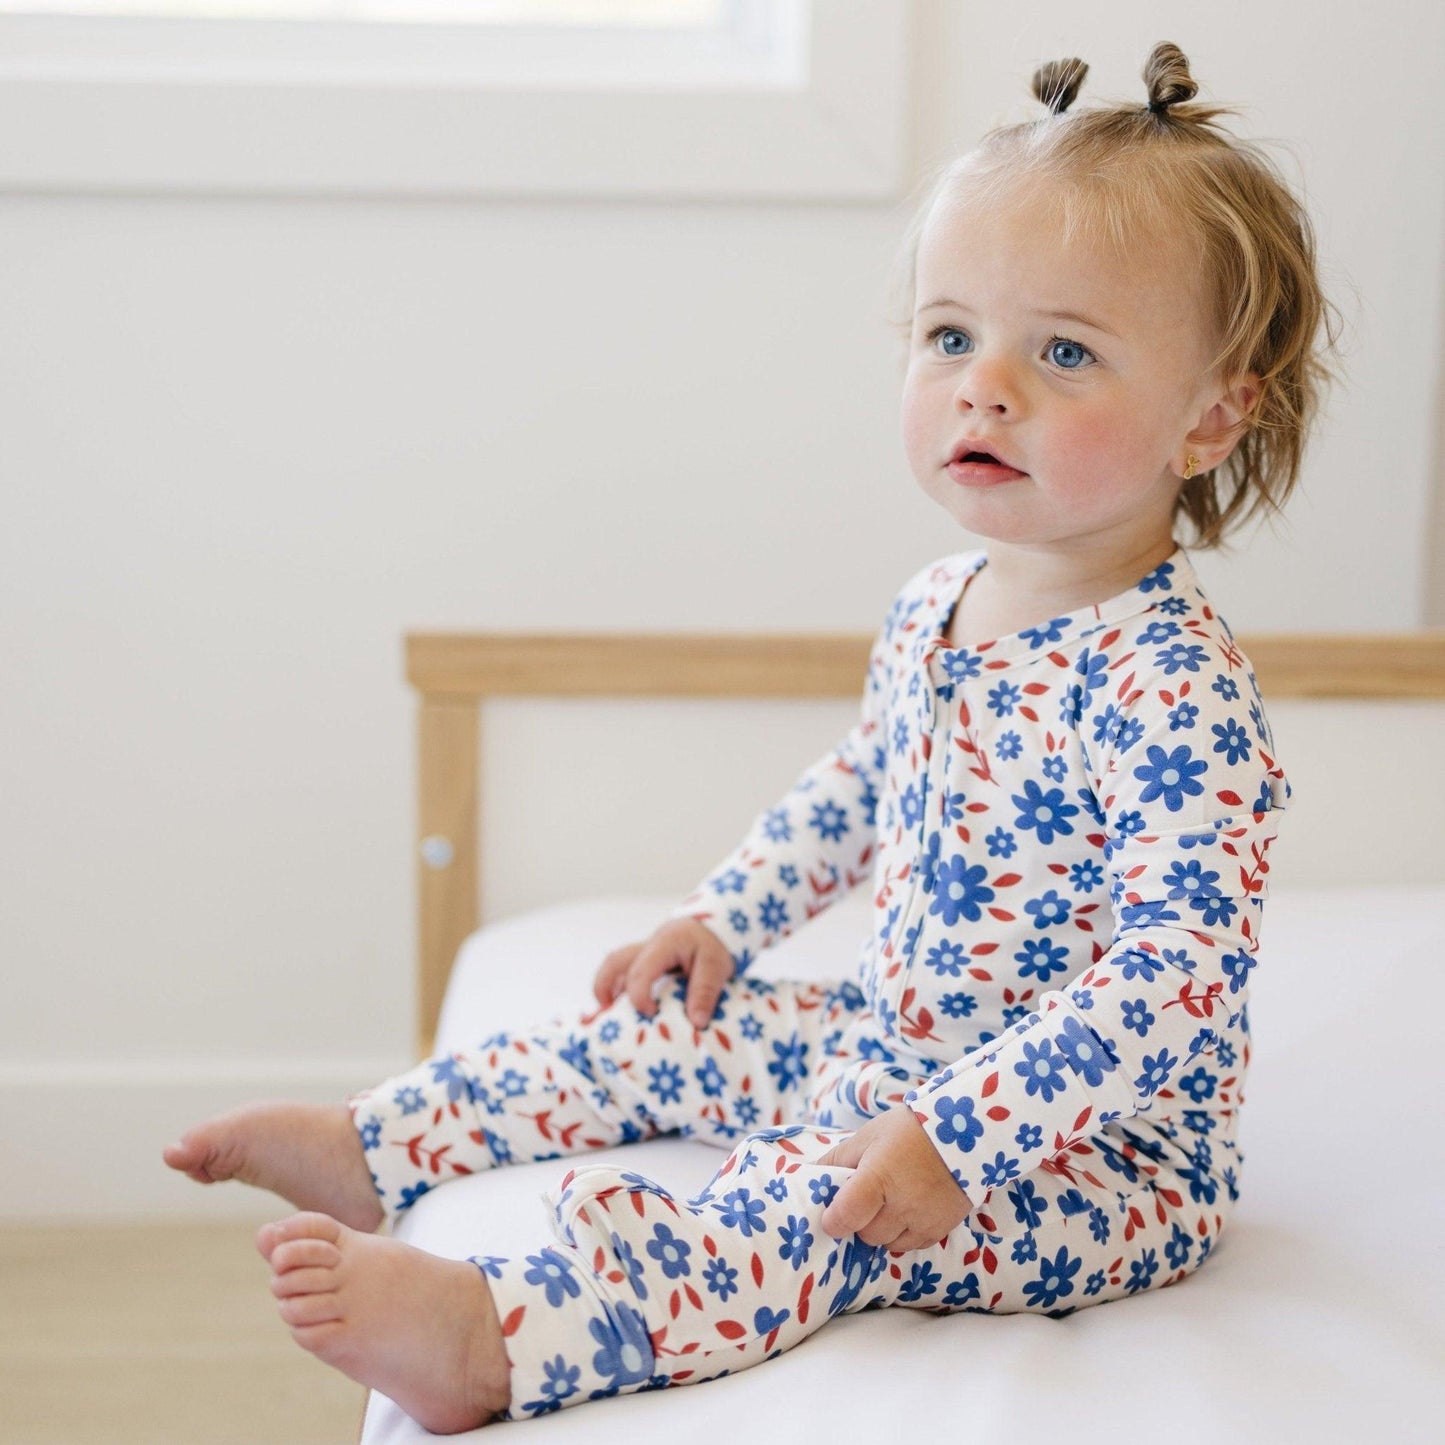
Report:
404,631,1445,1055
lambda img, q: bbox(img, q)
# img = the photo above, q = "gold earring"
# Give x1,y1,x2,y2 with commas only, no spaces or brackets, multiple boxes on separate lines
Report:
1183,453,1201,481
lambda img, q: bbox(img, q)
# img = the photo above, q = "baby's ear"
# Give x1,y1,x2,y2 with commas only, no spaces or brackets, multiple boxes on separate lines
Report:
1182,370,1261,474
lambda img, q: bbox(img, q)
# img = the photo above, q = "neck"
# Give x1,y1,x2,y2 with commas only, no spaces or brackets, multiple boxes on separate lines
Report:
948,536,1180,649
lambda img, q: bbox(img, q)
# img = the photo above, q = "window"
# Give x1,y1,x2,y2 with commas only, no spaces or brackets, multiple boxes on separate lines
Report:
0,0,908,199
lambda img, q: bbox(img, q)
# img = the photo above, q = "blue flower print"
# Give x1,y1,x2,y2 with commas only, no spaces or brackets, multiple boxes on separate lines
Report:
1042,754,1068,782
1022,1245,1082,1310
767,1033,809,1090
778,1215,815,1270
525,1250,583,1308
1133,743,1208,812
807,1173,838,1207
1138,561,1176,593
1015,1122,1043,1153
943,649,984,682
1211,717,1252,765
393,1085,426,1116
979,1151,1023,1190
1088,1205,1112,1245
1015,1038,1068,1103
892,715,910,757
702,1256,738,1301
1068,859,1105,893
764,1177,789,1203
900,782,924,830
1157,593,1189,614
739,1013,763,1042
1012,779,1079,846
1121,998,1155,1037
717,1188,765,1237
1135,1048,1179,1099
899,1259,943,1301
535,1354,581,1407
589,1302,654,1390
1115,809,1147,837
1118,899,1182,930
1025,889,1071,929
986,827,1018,859
1212,672,1241,702
944,1273,981,1307
694,1059,726,1098
1167,699,1199,731
829,1235,882,1317
712,868,747,895
1074,650,1110,707
1015,936,1069,983
778,863,799,888
1192,894,1238,928
1178,1066,1216,1103
933,1095,985,1153
727,908,749,935
1020,617,1070,649
1137,620,1180,646
1163,859,1222,903
758,893,790,933
645,1222,692,1280
1092,705,1123,746
988,680,1022,716
1221,947,1256,994
1165,1222,1193,1270
1084,1270,1107,1297
647,1061,684,1107
760,809,792,844
996,730,1023,761
929,856,996,925
1114,719,1145,752
941,790,968,825
1125,1248,1161,1294
1156,642,1209,676
924,938,969,977
429,1056,477,1105
809,801,849,844
610,1234,648,1300
1055,1013,1117,1087
1008,1178,1049,1228
358,1116,381,1151
940,991,977,1019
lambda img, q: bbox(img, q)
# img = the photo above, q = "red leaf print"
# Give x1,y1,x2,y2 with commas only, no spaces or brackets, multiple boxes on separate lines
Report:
501,1306,526,1337
972,943,998,955
981,1071,1000,1098
716,1320,747,1340
986,1106,1010,1121
669,1290,682,1319
752,1253,765,1288
993,873,1022,888
1217,790,1244,806
685,1284,703,1310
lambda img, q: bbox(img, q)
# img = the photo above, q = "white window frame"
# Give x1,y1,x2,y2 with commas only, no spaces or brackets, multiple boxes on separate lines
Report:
0,1,908,199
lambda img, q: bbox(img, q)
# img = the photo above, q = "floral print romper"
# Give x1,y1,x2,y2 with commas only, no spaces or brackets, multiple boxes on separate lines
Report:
352,547,1289,1419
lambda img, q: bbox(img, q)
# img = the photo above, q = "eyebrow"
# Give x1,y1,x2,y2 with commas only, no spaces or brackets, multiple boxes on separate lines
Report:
917,298,1120,339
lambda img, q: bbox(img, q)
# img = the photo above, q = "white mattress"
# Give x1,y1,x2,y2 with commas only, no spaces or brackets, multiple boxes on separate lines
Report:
363,887,1445,1443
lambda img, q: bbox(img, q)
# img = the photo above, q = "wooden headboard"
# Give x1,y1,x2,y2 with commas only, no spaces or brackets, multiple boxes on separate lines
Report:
404,631,1445,1056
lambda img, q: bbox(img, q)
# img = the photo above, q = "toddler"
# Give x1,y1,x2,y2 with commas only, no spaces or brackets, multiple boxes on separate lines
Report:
165,42,1338,1432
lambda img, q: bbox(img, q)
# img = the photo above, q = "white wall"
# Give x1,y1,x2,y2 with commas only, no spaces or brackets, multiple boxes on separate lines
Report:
3,0,1443,1219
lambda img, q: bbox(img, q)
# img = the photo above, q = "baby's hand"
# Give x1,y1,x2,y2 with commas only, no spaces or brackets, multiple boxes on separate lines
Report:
593,918,736,1030
817,1107,972,1251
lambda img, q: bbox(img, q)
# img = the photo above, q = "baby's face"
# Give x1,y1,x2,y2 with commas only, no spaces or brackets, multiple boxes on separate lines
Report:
900,177,1221,559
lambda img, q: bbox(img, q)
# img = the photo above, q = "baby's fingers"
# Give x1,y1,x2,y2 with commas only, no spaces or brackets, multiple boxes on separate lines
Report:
594,946,640,1007
683,954,734,1030
820,1168,884,1240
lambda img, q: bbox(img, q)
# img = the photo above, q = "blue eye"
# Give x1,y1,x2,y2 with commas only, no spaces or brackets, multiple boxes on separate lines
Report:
1047,337,1094,369
927,326,972,357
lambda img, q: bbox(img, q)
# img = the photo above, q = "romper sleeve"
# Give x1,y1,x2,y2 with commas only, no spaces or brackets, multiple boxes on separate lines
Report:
904,627,1290,1203
663,607,895,976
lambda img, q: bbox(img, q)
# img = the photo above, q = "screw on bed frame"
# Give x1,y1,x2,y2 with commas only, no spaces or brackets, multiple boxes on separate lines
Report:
420,835,455,869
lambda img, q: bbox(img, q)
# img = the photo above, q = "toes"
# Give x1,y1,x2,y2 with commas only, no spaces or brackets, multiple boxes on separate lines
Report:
271,1238,342,1275
278,1290,343,1329
270,1265,338,1299
258,1211,345,1261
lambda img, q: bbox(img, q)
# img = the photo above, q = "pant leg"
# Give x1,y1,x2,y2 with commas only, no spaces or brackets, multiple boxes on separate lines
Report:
487,1113,1240,1418
349,973,866,1218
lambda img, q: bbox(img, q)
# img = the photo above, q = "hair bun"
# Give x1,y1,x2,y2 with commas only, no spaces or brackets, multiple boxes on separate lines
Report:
1144,41,1198,114
1031,57,1088,116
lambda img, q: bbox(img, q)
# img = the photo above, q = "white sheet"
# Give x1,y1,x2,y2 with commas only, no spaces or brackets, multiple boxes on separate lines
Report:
363,887,1445,1443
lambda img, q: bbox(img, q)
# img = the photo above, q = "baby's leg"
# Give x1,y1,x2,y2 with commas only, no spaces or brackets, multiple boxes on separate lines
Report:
358,974,865,1223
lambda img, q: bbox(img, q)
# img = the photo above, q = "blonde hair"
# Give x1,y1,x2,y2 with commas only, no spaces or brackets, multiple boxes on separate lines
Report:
892,42,1342,549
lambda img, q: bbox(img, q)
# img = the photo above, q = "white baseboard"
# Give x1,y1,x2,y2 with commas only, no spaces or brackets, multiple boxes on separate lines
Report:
0,1056,406,1222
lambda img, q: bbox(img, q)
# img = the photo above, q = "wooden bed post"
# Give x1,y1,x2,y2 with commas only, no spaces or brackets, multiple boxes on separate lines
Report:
415,695,480,1058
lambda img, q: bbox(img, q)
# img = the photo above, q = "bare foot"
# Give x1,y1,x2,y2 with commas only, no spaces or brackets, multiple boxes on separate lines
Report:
258,1212,511,1432
163,1101,384,1233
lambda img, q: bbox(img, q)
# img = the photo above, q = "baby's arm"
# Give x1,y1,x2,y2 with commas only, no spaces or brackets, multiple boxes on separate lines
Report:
592,605,896,1026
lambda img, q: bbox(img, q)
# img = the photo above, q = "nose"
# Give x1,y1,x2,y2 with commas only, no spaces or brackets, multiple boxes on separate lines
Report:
953,353,1022,416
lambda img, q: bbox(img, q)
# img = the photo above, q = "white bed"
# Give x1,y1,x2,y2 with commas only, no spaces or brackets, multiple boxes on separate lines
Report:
361,630,1445,1442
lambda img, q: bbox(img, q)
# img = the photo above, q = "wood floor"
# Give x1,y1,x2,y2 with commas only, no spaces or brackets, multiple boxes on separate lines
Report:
1,1222,367,1445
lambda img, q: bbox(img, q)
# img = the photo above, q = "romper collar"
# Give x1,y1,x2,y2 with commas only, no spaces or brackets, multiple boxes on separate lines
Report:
918,547,1203,673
